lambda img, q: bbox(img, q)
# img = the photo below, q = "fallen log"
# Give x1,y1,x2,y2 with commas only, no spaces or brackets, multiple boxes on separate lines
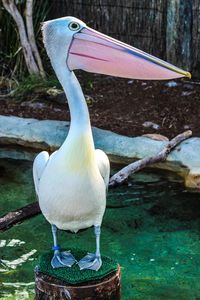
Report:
0,130,192,232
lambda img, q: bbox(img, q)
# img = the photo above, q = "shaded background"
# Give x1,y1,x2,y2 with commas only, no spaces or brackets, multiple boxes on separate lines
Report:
48,0,200,78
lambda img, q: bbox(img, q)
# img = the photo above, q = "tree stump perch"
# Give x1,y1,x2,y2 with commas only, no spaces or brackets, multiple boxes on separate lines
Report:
35,265,121,300
34,248,121,299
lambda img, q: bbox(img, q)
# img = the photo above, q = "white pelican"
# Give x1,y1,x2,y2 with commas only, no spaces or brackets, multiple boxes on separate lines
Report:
33,16,191,271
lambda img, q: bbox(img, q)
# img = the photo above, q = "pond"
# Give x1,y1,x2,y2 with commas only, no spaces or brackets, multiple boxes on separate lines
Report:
0,158,200,299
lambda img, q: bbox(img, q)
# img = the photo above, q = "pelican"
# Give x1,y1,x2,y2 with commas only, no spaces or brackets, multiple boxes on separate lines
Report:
33,16,191,271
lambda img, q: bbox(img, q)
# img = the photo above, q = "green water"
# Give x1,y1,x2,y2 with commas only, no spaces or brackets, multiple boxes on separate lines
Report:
0,158,200,299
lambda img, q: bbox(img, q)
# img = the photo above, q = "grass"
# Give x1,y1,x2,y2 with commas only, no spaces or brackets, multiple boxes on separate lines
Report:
5,70,95,102
12,75,62,100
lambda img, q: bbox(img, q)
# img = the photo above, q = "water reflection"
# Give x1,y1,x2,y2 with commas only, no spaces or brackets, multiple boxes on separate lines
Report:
1,250,37,270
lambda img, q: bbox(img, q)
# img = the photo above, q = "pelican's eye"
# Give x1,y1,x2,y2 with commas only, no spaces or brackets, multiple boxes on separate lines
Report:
68,22,80,31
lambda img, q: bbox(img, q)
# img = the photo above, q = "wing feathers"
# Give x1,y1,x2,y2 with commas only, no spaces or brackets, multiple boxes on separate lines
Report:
95,149,110,191
33,151,49,196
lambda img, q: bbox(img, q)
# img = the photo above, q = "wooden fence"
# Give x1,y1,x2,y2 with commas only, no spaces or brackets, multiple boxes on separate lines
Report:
48,0,200,78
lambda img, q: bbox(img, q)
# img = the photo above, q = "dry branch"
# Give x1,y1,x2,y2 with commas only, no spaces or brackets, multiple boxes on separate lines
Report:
0,202,40,232
109,130,192,187
0,130,192,232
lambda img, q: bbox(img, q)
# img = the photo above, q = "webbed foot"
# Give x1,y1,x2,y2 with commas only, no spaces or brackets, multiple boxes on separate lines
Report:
78,253,102,271
51,250,76,268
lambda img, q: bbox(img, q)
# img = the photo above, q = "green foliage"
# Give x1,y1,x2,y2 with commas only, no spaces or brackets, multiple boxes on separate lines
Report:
14,75,61,99
0,5,21,78
80,72,94,89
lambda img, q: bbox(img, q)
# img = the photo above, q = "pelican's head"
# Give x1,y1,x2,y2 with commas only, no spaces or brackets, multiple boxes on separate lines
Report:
42,16,191,80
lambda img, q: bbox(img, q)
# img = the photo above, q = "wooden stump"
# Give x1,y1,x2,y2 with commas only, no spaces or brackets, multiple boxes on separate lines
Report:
35,265,121,300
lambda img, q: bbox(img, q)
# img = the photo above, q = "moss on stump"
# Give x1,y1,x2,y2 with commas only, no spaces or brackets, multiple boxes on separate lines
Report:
35,248,121,299
37,248,118,284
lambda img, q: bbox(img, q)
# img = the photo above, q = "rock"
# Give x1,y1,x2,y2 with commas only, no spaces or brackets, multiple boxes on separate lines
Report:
0,146,37,161
142,121,159,130
46,88,63,97
0,115,200,190
165,81,179,87
183,83,194,90
21,102,47,109
142,134,169,141
182,91,193,96
46,88,66,104
0,116,69,151
185,168,200,189
0,76,16,90
85,95,95,105
53,108,62,112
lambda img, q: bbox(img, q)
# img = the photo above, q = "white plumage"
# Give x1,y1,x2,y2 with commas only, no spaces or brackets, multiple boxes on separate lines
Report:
33,16,110,270
33,17,110,234
33,145,109,233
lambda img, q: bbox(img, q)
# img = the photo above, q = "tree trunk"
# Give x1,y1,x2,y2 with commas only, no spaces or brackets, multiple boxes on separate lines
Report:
166,0,192,70
191,0,200,78
35,265,121,300
25,0,45,78
2,0,41,76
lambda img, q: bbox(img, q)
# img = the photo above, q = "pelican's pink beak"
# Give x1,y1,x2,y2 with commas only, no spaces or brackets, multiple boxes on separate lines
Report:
68,27,191,80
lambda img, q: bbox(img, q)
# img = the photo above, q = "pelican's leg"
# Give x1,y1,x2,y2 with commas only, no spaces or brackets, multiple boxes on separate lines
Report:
78,225,102,271
51,224,76,268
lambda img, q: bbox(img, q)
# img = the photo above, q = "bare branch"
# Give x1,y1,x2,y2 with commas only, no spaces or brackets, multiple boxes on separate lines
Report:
109,130,192,187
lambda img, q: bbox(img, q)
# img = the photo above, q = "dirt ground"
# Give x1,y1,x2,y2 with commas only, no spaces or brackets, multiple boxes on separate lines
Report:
0,73,199,139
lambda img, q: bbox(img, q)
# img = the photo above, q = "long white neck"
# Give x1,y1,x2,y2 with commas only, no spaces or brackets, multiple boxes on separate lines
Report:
56,64,91,131
52,60,95,159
